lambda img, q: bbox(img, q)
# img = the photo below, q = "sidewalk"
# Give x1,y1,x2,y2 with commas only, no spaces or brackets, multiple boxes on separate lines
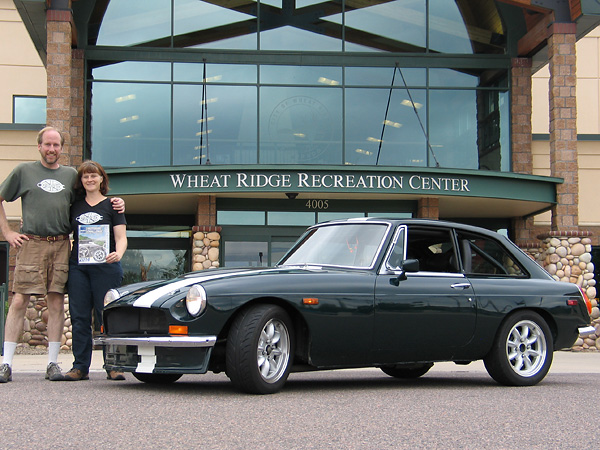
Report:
7,349,600,374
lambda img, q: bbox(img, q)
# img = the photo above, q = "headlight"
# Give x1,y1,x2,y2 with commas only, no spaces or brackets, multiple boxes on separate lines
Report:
186,284,207,317
104,289,121,306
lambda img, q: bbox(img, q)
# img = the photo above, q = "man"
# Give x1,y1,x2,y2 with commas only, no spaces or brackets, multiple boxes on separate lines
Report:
0,127,123,383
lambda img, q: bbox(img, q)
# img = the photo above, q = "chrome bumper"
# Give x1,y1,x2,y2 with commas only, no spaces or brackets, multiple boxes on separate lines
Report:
94,335,217,348
578,326,596,337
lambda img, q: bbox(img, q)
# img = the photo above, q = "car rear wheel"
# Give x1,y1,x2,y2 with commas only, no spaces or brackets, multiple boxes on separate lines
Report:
380,363,433,379
132,372,182,384
226,304,294,394
483,310,553,386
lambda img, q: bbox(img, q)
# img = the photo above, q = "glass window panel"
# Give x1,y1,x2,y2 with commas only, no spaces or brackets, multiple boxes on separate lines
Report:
260,26,342,51
261,66,342,86
429,90,477,169
13,96,46,124
345,67,426,87
223,241,268,267
318,212,365,222
174,63,257,83
92,62,171,82
428,0,472,54
122,249,188,284
217,211,265,225
96,0,172,46
328,0,426,53
272,240,297,265
268,212,315,226
260,87,342,164
345,87,427,166
174,0,257,49
91,82,171,168
173,84,257,165
367,212,413,218
429,69,479,88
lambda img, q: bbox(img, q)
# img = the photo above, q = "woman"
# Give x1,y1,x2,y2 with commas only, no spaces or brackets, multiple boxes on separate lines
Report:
64,161,127,381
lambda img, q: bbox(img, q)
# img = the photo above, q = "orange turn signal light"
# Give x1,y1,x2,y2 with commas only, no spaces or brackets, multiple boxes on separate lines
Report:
169,325,189,335
303,298,319,305
577,287,593,315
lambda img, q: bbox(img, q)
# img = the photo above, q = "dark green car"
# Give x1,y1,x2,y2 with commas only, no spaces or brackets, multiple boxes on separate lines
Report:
96,219,595,394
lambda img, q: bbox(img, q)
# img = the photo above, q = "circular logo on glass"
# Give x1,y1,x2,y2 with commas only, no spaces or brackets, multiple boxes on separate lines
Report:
268,96,332,162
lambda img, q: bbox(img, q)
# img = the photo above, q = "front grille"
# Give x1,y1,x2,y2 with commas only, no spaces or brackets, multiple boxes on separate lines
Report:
104,307,168,335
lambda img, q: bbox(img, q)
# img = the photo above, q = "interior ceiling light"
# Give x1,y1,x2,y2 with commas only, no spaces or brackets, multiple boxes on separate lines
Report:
318,77,340,86
401,99,423,109
115,94,136,103
383,120,402,128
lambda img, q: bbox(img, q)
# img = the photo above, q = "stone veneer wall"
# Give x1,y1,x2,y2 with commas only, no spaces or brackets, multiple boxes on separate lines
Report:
521,232,600,351
191,226,221,271
20,295,72,351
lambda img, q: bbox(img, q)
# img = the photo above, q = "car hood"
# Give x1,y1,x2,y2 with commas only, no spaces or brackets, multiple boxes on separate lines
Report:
110,265,347,309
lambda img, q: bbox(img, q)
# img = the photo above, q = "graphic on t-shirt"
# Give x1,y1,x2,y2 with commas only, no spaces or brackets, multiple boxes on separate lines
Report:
78,224,109,264
77,212,103,225
37,179,65,193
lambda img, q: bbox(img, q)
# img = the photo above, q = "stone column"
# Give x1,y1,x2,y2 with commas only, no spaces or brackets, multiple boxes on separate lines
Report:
548,23,578,232
417,197,439,219
46,8,75,164
510,57,535,245
193,196,220,270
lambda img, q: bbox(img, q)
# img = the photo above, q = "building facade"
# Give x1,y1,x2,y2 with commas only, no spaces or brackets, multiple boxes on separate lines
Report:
3,0,600,310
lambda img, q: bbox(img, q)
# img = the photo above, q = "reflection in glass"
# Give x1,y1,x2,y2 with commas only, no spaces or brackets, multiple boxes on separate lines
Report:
91,82,171,168
332,0,426,52
346,67,426,87
96,0,172,46
92,62,171,82
218,211,266,225
429,69,478,88
345,88,427,166
429,90,477,169
261,66,342,86
173,85,258,165
268,212,315,226
174,0,258,49
428,0,472,54
224,241,268,267
13,96,46,124
122,249,188,284
174,63,257,83
260,87,342,164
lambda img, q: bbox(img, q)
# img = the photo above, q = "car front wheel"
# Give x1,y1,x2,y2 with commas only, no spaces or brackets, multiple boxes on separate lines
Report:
226,304,294,394
484,310,553,386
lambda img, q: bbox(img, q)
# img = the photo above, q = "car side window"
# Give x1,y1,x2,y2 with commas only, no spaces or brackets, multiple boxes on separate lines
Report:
385,227,405,270
457,232,525,276
405,227,459,273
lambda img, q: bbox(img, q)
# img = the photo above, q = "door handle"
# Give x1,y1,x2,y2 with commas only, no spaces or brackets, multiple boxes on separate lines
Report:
451,283,471,290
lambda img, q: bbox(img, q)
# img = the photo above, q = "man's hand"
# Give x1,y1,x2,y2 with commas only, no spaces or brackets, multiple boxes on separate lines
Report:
110,197,125,214
4,230,29,248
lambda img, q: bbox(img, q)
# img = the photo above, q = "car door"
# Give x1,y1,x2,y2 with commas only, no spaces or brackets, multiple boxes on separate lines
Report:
374,225,477,363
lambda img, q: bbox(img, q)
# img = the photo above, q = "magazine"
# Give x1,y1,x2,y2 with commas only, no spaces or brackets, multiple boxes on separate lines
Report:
78,224,109,264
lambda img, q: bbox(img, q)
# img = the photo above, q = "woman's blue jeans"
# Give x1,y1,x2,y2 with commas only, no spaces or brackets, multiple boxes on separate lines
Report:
67,261,123,373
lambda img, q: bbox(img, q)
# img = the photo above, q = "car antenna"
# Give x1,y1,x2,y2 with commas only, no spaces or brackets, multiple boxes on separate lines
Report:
375,63,440,168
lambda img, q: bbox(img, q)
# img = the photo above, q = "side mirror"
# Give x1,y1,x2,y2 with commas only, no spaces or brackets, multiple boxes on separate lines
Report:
389,259,420,286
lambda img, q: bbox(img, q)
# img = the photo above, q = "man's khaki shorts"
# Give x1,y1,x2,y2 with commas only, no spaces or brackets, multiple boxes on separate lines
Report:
12,239,70,295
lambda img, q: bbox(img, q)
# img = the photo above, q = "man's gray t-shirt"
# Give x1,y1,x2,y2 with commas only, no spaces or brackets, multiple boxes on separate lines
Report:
0,161,77,236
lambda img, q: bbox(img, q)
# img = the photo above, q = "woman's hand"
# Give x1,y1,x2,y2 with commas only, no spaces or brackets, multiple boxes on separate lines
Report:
105,251,122,264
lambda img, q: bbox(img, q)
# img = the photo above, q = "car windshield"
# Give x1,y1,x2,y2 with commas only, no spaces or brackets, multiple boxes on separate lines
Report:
279,223,388,268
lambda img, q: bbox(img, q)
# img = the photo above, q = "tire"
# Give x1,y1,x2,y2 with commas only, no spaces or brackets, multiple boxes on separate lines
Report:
132,372,182,384
381,363,433,379
226,304,294,394
93,249,106,262
484,310,553,386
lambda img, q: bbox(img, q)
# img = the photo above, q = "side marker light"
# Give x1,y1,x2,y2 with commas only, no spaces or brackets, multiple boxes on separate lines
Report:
303,298,319,305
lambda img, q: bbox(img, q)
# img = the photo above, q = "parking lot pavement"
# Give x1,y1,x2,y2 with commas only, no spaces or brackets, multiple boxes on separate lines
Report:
7,349,600,374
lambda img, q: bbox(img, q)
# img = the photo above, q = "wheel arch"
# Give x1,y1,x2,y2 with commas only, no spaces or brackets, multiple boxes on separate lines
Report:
217,297,311,364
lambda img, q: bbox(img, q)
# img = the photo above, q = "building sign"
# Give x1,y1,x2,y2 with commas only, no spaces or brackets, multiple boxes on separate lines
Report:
107,166,560,204
168,171,471,193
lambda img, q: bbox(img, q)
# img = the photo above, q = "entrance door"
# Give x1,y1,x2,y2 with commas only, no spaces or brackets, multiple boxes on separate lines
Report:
221,227,305,267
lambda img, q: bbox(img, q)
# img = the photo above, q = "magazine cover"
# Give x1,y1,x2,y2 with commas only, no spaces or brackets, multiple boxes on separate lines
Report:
78,224,110,264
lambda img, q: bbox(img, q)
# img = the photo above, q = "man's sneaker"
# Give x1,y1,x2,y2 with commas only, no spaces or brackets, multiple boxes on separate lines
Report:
64,368,89,381
45,362,64,381
0,364,12,383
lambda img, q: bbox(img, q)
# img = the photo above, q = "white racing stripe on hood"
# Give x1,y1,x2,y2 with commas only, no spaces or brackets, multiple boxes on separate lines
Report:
132,269,278,308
